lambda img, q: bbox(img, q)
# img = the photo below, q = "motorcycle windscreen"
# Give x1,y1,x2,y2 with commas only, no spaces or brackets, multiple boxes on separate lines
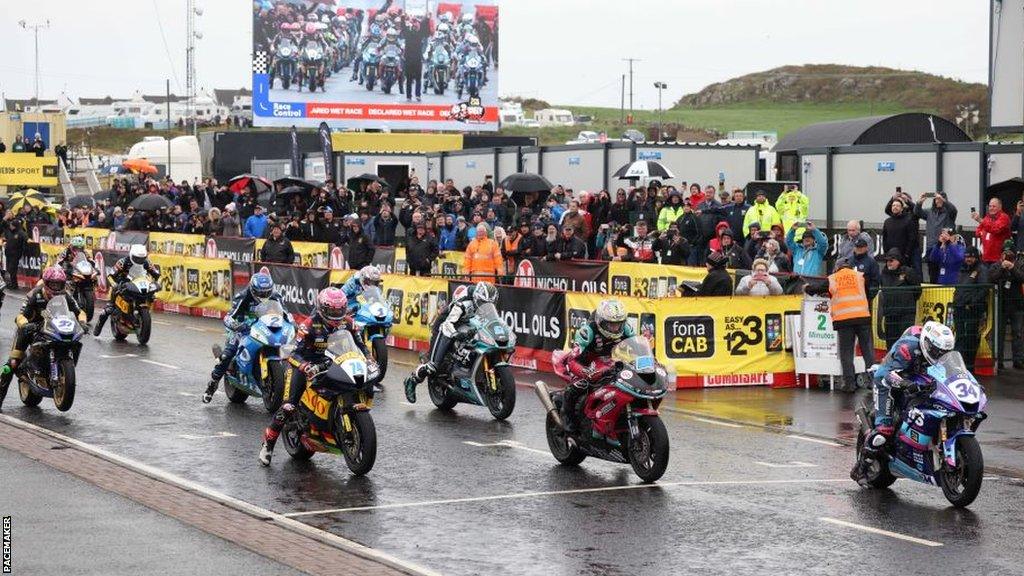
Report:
44,297,82,340
320,330,369,391
611,336,665,392
358,286,392,321
927,351,986,413
254,299,285,320
73,253,94,275
474,303,513,347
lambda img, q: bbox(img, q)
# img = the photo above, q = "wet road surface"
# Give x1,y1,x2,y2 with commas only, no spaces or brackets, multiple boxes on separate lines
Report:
2,294,1023,575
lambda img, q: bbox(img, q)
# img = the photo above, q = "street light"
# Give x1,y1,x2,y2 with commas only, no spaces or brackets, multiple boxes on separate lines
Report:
19,18,50,107
653,82,668,141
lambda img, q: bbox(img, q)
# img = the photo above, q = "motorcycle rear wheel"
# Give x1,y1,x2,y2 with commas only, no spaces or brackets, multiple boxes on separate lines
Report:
938,436,984,508
427,378,457,411
546,411,585,465
371,338,388,383
855,413,897,489
136,309,152,345
19,377,42,407
53,358,76,412
282,421,315,461
340,411,377,476
225,382,248,404
627,415,669,483
111,318,128,341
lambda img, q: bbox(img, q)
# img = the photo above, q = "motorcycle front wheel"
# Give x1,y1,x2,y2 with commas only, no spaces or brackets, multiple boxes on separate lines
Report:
938,436,984,508
340,410,377,476
136,308,152,345
225,382,248,404
482,364,516,421
371,338,388,383
627,415,669,483
53,358,76,412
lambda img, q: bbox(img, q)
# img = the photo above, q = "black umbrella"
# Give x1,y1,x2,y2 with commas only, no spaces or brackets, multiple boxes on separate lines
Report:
273,177,323,192
275,185,306,198
129,194,175,212
612,160,675,180
92,189,115,201
498,172,553,194
67,196,96,209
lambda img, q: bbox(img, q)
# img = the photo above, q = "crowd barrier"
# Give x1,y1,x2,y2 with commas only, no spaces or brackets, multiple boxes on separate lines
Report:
12,228,999,385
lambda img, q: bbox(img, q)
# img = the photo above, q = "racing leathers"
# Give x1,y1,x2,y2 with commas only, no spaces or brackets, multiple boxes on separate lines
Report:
406,290,476,390
350,33,382,82
57,245,92,277
336,275,373,358
208,288,290,385
0,287,86,410
93,256,161,335
558,320,637,431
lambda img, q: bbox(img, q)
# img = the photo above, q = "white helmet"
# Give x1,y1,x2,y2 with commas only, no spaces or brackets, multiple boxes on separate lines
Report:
472,281,498,307
460,14,473,24
594,299,627,339
129,244,148,266
357,265,382,288
440,11,453,23
437,22,450,34
920,321,955,365
385,27,398,40
466,34,479,46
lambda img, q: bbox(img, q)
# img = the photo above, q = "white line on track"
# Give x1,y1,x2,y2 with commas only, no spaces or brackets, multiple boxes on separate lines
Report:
178,431,238,440
139,358,179,370
753,461,818,468
689,416,744,428
152,320,172,325
99,353,138,359
186,326,210,332
463,440,550,457
787,434,842,447
818,517,943,547
282,478,850,517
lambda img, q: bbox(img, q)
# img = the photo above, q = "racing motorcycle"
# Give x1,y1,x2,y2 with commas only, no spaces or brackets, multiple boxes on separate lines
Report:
351,286,392,384
68,252,97,322
379,43,402,95
535,336,670,483
281,330,380,476
854,351,988,507
272,38,298,90
212,300,295,412
16,298,84,412
458,50,484,99
300,43,325,93
362,45,379,91
109,264,158,345
424,302,517,420
430,46,451,95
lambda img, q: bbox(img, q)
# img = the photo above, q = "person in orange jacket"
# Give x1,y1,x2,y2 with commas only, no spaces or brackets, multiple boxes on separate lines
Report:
464,223,502,282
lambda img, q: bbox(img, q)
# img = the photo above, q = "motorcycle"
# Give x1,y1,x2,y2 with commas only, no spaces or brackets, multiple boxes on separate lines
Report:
430,47,451,95
424,302,518,420
273,39,298,90
212,300,295,412
109,264,158,345
379,44,402,95
17,298,84,412
458,50,484,99
281,330,380,476
68,252,97,322
352,286,392,385
535,336,671,483
300,44,325,93
854,352,988,507
362,46,379,91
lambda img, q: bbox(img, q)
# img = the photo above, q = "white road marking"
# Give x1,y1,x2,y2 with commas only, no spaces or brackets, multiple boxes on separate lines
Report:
186,326,209,332
99,353,138,359
139,358,180,370
787,434,842,447
463,440,549,457
399,401,418,407
283,478,850,517
152,320,172,326
818,517,943,547
754,461,818,469
178,431,238,440
689,416,743,428
0,415,441,576
178,392,197,397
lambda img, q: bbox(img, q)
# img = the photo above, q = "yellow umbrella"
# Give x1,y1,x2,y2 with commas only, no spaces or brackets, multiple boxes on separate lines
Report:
8,189,47,212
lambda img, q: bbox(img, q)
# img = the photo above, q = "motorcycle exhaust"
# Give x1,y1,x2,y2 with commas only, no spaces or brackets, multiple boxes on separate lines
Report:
533,380,564,429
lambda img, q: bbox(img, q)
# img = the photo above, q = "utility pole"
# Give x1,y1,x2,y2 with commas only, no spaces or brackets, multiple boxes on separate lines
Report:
654,82,667,140
186,0,203,137
166,79,172,179
622,58,640,117
18,19,50,107
620,74,625,124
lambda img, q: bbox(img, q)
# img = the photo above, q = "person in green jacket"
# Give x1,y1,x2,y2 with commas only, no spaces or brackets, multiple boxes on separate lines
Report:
657,190,687,232
776,184,810,235
743,189,782,236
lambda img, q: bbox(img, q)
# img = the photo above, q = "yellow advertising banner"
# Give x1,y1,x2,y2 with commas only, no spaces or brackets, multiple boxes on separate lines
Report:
148,253,233,312
0,153,58,187
607,261,727,298
380,274,449,343
254,239,330,268
329,269,355,286
148,232,206,257
64,227,110,248
434,250,464,276
565,292,801,388
39,242,64,269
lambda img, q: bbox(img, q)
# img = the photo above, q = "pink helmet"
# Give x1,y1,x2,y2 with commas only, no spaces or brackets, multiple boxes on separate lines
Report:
304,22,318,35
42,266,67,298
316,287,347,329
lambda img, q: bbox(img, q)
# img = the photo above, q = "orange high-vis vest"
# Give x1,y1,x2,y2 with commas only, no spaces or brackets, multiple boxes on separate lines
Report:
828,268,870,322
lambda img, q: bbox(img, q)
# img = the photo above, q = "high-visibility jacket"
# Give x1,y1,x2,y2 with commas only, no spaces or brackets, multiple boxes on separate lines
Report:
465,236,502,282
828,268,870,322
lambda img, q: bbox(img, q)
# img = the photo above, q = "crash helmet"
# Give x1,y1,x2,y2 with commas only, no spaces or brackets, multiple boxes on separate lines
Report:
304,22,318,35
440,11,453,24
357,265,382,288
920,321,955,365
42,266,67,298
466,34,480,47
320,13,331,23
594,299,627,340
316,287,348,329
70,236,86,250
129,244,148,266
460,13,473,25
375,13,387,24
248,272,274,303
472,281,498,307
385,27,398,41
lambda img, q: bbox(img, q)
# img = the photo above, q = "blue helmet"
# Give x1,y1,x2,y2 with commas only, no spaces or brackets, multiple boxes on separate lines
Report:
249,273,274,302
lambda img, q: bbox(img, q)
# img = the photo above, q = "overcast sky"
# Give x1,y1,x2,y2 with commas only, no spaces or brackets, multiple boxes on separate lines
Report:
0,1,989,108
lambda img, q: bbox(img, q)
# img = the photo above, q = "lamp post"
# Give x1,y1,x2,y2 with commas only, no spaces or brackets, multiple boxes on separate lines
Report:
18,19,50,107
653,81,668,140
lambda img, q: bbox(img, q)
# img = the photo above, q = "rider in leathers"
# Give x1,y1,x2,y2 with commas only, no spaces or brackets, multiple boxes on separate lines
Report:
258,287,351,466
558,299,634,431
93,244,161,336
404,281,498,403
350,15,386,83
203,272,289,403
57,236,93,277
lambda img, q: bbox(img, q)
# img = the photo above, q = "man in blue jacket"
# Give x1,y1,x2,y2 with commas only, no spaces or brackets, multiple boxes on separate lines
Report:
244,205,268,238
926,228,965,286
786,221,828,276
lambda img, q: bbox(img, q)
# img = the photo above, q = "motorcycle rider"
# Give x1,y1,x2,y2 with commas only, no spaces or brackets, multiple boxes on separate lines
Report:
376,27,404,80
456,34,486,90
423,27,451,89
202,272,289,403
557,299,634,431
0,267,86,411
57,235,95,281
337,265,381,372
258,287,351,466
350,14,386,83
850,321,955,486
93,244,161,336
404,281,499,403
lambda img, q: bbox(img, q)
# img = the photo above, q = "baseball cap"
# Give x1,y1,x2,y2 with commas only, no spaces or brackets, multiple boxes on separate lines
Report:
854,238,868,248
